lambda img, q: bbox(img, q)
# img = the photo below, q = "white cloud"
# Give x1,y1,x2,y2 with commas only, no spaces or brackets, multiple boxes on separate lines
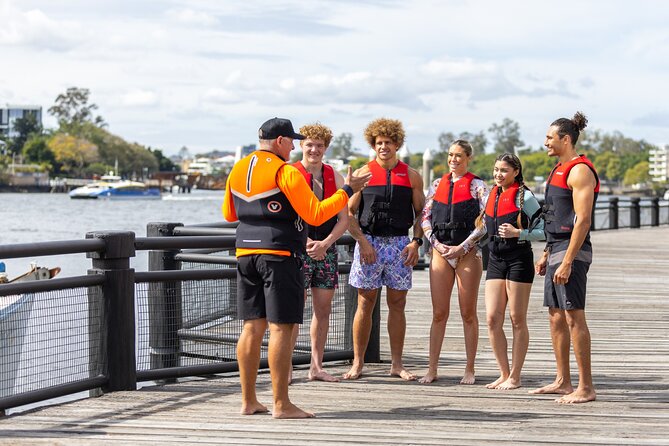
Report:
120,90,159,107
165,8,219,27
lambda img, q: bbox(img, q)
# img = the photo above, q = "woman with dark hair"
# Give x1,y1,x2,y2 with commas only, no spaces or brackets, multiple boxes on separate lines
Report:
419,140,489,385
483,153,545,390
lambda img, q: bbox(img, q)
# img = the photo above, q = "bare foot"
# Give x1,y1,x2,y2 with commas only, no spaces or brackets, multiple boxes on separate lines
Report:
485,375,507,389
342,366,363,380
556,389,596,404
418,371,438,384
308,370,340,382
272,402,315,419
240,401,269,415
390,367,416,381
528,381,573,395
496,377,521,390
460,370,475,385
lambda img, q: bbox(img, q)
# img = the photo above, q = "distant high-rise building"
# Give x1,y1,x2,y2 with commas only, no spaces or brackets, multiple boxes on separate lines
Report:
0,104,43,139
649,145,669,183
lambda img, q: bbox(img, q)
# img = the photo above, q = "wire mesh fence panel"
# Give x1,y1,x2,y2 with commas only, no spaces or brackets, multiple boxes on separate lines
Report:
0,286,104,398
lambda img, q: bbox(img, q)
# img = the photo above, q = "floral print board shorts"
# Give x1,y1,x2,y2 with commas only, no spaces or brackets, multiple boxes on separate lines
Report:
299,244,339,289
349,235,412,291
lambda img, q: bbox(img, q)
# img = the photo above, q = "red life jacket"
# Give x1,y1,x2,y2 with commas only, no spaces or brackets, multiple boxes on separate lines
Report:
544,155,600,246
292,161,338,240
358,160,415,236
484,182,531,256
431,172,480,245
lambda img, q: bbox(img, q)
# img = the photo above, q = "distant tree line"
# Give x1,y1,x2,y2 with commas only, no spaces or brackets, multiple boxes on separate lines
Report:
343,118,658,189
0,87,176,179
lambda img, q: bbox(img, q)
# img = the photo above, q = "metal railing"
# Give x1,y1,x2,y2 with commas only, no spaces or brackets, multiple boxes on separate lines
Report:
0,225,369,414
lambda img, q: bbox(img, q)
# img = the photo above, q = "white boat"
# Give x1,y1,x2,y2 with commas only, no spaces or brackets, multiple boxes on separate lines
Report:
1,264,61,400
68,174,161,200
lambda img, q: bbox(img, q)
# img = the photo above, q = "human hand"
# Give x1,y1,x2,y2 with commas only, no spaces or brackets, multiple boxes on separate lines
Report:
498,223,519,239
306,239,328,260
553,262,572,285
535,255,548,276
358,239,377,265
442,244,464,260
345,167,372,194
401,242,420,267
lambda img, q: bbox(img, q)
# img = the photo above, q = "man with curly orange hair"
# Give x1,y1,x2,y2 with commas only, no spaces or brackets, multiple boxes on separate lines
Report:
290,122,349,383
343,118,425,381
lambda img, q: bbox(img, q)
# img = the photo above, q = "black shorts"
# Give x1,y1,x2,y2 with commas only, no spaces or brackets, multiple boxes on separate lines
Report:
237,254,305,324
485,249,535,283
544,258,590,310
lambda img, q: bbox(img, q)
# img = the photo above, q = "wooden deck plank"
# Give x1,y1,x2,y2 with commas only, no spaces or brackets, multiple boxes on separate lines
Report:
1,227,669,445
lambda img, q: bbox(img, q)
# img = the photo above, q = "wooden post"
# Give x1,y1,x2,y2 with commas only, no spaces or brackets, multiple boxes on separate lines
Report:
86,231,137,392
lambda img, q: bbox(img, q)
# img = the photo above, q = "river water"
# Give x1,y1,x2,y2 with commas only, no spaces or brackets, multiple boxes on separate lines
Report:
1,190,226,278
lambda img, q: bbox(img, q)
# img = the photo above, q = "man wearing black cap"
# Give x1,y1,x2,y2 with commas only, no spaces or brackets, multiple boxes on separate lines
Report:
223,117,370,418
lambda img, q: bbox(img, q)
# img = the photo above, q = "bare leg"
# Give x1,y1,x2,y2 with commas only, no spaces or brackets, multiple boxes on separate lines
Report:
308,287,339,382
288,291,308,385
419,251,455,384
342,289,379,380
497,280,531,390
529,308,574,395
557,309,596,403
238,319,270,415
485,279,509,389
455,250,482,384
268,322,314,419
386,288,415,380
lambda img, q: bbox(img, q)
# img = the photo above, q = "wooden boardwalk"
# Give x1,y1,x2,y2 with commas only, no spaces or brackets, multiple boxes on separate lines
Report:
1,227,669,445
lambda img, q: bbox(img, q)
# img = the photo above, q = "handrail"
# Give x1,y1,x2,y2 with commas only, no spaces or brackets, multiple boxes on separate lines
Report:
0,274,105,297
135,268,236,283
0,238,106,260
134,235,236,251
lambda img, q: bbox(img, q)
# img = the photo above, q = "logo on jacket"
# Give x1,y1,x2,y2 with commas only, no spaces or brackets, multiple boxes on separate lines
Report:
267,201,282,213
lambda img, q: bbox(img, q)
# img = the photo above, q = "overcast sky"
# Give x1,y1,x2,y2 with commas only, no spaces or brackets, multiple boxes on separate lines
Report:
2,0,668,156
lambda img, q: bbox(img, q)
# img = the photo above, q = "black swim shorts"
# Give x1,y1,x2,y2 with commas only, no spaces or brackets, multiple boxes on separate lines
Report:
485,249,535,283
237,254,305,323
543,249,591,310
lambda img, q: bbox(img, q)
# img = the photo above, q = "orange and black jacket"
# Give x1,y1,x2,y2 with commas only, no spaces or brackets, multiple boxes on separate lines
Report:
358,160,414,236
484,182,531,256
292,161,338,241
431,172,481,245
544,155,600,246
223,150,352,257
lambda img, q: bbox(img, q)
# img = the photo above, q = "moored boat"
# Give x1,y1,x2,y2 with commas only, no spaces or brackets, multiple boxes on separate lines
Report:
68,174,161,200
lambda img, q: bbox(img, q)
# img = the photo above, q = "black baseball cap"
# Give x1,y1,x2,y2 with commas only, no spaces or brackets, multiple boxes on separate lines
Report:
258,117,305,140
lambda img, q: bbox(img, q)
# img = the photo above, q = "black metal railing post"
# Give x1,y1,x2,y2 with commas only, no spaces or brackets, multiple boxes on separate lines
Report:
608,197,619,230
591,199,597,231
630,198,641,228
650,198,660,227
147,222,184,373
86,231,137,392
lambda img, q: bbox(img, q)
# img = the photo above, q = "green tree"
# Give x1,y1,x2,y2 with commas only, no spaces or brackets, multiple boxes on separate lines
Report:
150,148,178,171
329,132,354,159
623,161,651,186
8,113,43,155
22,135,57,170
489,118,524,154
48,87,106,134
48,134,99,176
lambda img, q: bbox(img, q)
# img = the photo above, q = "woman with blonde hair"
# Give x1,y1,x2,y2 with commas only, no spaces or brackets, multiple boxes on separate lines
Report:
419,140,488,385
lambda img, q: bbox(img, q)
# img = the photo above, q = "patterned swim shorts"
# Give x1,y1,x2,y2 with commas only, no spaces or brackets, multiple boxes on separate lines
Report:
299,244,339,289
349,235,412,291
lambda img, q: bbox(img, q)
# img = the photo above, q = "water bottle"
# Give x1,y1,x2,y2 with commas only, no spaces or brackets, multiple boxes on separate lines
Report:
0,261,7,283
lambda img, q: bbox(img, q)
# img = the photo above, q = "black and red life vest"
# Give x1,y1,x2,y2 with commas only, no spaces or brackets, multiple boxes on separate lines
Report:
544,155,600,245
484,182,531,256
431,172,481,245
292,161,338,241
358,160,415,236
